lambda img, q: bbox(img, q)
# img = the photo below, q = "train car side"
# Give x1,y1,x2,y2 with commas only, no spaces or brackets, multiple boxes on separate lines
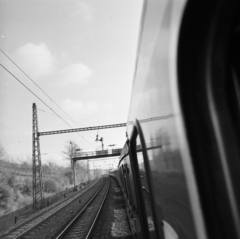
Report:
116,0,240,239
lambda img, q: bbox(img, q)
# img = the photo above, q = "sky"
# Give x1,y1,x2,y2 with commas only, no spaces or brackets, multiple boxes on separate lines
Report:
0,0,143,166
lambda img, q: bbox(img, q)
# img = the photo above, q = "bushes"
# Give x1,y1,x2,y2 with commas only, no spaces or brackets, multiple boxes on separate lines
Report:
0,154,79,216
0,186,11,210
0,172,16,188
44,179,57,193
0,171,33,216
0,185,32,215
64,170,73,185
20,178,32,196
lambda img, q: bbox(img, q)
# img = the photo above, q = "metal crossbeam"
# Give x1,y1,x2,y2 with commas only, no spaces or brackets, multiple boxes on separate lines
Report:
37,114,175,137
38,123,127,136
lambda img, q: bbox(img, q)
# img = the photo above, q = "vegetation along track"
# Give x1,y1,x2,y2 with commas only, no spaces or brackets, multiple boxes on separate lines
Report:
1,178,104,239
55,176,110,239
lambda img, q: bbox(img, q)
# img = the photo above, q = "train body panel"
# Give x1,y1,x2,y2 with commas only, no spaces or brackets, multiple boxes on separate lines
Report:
116,0,240,239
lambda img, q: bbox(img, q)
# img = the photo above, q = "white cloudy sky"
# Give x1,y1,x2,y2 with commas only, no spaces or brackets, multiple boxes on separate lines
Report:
0,0,143,165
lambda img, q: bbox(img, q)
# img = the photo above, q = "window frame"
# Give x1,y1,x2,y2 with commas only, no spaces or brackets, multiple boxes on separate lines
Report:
129,119,165,239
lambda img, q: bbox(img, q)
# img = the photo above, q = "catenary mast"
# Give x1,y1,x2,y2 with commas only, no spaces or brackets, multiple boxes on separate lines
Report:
32,103,43,210
31,103,128,210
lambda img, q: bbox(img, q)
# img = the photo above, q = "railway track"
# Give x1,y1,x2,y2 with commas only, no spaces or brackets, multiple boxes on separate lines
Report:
0,178,105,239
56,177,110,239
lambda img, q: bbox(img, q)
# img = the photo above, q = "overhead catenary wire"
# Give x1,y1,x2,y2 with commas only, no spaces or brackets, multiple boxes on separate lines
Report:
0,50,124,148
37,107,96,141
37,107,92,128
0,49,79,125
41,152,62,155
0,123,30,136
0,64,95,148
0,49,96,142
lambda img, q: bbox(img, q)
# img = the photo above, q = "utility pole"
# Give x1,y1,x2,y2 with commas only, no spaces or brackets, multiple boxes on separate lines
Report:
73,148,80,187
32,103,43,210
70,143,81,188
70,142,76,187
73,160,76,187
87,159,89,183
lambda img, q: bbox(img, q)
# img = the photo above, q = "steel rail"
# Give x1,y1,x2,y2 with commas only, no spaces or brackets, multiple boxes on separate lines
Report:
85,178,111,239
4,181,95,237
2,179,101,239
55,178,109,239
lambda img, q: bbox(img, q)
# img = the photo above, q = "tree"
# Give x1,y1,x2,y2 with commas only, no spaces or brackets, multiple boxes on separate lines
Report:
62,140,87,185
64,170,73,185
0,185,11,210
44,179,57,193
62,140,81,168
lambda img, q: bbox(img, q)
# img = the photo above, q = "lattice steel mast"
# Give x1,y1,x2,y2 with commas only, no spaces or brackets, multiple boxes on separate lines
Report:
32,103,43,210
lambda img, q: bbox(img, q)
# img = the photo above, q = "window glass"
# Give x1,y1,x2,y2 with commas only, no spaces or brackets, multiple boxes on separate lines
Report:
136,135,157,239
123,164,129,199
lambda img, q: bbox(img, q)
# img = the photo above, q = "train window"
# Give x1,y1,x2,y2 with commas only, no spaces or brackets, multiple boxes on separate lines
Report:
136,134,157,239
121,165,126,193
123,164,130,199
129,120,165,239
124,162,134,204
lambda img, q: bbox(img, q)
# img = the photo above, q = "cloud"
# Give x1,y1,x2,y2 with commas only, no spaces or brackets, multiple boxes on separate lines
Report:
7,43,93,87
61,99,99,119
55,63,92,86
11,43,56,79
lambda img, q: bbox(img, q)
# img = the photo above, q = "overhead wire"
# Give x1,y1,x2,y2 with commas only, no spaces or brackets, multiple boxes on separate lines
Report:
41,152,62,155
0,123,30,136
37,107,96,141
0,64,95,148
0,50,124,148
0,49,94,135
0,49,79,124
0,50,95,143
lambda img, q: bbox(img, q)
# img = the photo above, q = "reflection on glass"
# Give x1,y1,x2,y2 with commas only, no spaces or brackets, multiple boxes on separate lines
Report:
136,135,157,239
148,130,197,239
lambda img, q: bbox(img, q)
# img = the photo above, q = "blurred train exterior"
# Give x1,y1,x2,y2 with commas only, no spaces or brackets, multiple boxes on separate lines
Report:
110,0,240,239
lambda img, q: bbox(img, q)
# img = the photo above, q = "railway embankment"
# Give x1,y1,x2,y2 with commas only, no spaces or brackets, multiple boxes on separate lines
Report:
0,181,94,234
